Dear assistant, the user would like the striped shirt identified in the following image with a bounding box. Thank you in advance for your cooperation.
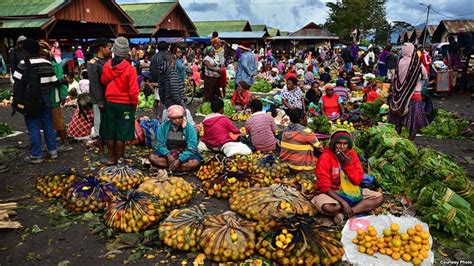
[333,86,350,102]
[280,123,321,171]
[245,111,277,152]
[13,57,58,95]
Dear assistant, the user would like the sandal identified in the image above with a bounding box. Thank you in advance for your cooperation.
[106,161,117,166]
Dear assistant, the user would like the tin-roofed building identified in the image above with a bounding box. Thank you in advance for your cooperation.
[194,20,252,37]
[431,20,474,43]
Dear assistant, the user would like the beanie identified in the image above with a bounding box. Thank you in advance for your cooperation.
[113,37,130,58]
[336,78,345,87]
[329,130,353,152]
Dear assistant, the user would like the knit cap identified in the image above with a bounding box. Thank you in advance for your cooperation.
[329,130,353,152]
[113,37,130,58]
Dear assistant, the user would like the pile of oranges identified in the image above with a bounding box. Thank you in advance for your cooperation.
[352,223,430,265]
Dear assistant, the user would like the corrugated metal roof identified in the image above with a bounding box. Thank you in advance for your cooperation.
[0,0,66,16]
[208,31,267,39]
[268,28,280,37]
[415,29,423,37]
[137,27,156,35]
[120,2,176,28]
[270,35,339,40]
[194,20,250,37]
[280,31,289,36]
[441,20,474,33]
[0,18,52,29]
[426,25,437,35]
[251,24,267,31]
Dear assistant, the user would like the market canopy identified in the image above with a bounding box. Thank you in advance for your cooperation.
[194,20,252,37]
[120,1,197,38]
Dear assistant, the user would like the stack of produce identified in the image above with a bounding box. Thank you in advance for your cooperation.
[331,119,356,132]
[350,91,365,99]
[250,79,272,93]
[415,181,474,244]
[36,173,78,198]
[307,115,332,134]
[359,98,384,121]
[159,206,205,252]
[411,148,473,206]
[197,99,235,117]
[230,110,252,121]
[97,165,145,191]
[137,92,155,109]
[229,184,317,223]
[256,215,344,265]
[137,176,192,208]
[103,189,165,232]
[0,89,12,106]
[0,123,12,138]
[195,156,225,180]
[200,211,256,262]
[353,223,431,265]
[420,109,470,139]
[62,176,118,212]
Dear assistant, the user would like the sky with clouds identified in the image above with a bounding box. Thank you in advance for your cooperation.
[117,0,474,32]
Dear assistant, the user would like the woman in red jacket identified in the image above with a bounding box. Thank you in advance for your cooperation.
[312,131,384,224]
[231,80,251,111]
[101,37,139,165]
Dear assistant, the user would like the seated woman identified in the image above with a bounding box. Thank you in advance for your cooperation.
[305,81,322,116]
[281,76,304,115]
[313,131,384,224]
[364,81,381,103]
[245,99,278,153]
[319,84,345,120]
[67,93,94,140]
[332,78,350,104]
[231,80,252,111]
[149,105,202,172]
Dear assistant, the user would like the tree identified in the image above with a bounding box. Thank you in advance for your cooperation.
[391,21,415,33]
[324,0,391,45]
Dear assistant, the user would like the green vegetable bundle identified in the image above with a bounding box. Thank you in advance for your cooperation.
[0,123,12,138]
[197,99,235,117]
[307,116,332,134]
[420,109,470,139]
[0,89,12,101]
[417,181,471,211]
[137,92,155,109]
[355,125,399,154]
[359,98,384,121]
[250,79,272,93]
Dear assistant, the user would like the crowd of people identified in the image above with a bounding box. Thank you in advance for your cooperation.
[5,30,473,223]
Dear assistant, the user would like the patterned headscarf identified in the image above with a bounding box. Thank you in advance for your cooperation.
[204,46,215,56]
[167,105,186,128]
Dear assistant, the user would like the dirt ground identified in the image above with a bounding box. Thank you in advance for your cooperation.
[0,87,473,265]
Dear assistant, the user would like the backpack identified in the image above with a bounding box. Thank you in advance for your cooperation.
[12,59,44,115]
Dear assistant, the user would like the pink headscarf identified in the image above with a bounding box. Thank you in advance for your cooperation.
[167,105,186,128]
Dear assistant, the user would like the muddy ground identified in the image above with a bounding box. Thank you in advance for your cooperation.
[0,85,473,265]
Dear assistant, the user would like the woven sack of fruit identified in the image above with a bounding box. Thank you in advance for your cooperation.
[137,176,192,208]
[195,156,225,181]
[36,172,78,199]
[256,214,344,265]
[62,176,118,212]
[97,164,145,191]
[229,184,317,222]
[159,206,205,252]
[200,211,256,262]
[103,189,165,232]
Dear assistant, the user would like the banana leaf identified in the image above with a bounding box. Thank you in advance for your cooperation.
[417,181,471,211]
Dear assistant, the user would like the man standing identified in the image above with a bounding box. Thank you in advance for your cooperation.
[235,42,256,86]
[87,38,112,163]
[8,36,26,71]
[386,48,398,82]
[13,39,58,163]
[341,46,354,73]
[150,41,169,116]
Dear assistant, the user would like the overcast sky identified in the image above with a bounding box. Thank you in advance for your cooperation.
[117,0,474,32]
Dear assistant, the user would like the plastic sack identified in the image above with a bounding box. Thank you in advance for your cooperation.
[229,184,317,222]
[62,176,118,212]
[36,172,78,198]
[200,211,256,263]
[139,117,160,148]
[137,175,193,208]
[97,164,145,191]
[221,142,252,157]
[103,189,165,232]
[127,119,145,145]
[159,206,205,252]
[256,214,344,265]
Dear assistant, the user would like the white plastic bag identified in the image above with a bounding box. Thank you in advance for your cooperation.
[221,142,252,157]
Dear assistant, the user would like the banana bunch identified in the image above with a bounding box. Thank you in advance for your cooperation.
[159,206,205,252]
[137,176,192,208]
[97,165,145,191]
[200,211,256,263]
[332,119,356,132]
[231,111,252,121]
[36,173,77,198]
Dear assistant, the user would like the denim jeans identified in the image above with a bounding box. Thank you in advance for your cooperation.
[344,62,352,72]
[24,94,57,158]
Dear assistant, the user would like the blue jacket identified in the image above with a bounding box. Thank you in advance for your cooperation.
[235,51,256,86]
[155,120,202,162]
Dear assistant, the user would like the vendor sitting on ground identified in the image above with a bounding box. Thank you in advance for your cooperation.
[149,105,202,172]
[245,99,278,153]
[364,81,381,103]
[231,80,252,111]
[280,108,324,172]
[333,78,350,104]
[313,131,384,224]
[305,81,322,116]
[320,84,345,121]
[200,97,242,151]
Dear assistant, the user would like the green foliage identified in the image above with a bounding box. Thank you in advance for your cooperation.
[250,79,272,93]
[420,109,470,139]
[197,99,236,117]
[137,92,154,109]
[0,123,12,138]
[307,115,332,134]
[359,98,384,121]
[0,89,12,101]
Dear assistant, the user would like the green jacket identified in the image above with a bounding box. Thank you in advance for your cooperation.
[155,120,202,163]
[49,60,68,108]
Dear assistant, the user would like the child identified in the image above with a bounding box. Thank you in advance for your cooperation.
[67,93,94,140]
[78,70,89,94]
[364,81,380,103]
[66,72,79,93]
[231,80,251,111]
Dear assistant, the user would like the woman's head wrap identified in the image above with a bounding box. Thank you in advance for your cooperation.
[167,105,186,128]
[329,130,353,152]
[204,46,215,56]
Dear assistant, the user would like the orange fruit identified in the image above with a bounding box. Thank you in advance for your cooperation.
[402,253,412,262]
[352,238,359,244]
[390,223,399,232]
[412,257,422,266]
[358,246,366,253]
[422,239,429,245]
[386,249,393,255]
[413,236,422,244]
[421,232,430,240]
[415,224,423,232]
[409,243,419,252]
[400,233,409,241]
[407,228,416,236]
[364,242,372,248]
[369,230,377,237]
[364,235,372,242]
[391,252,401,260]
[392,239,402,247]
[379,248,386,254]
[383,229,392,237]
[393,247,401,252]
[357,229,365,235]
[368,225,376,231]
[366,248,374,255]
[411,251,419,258]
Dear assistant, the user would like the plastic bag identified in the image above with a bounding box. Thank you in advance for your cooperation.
[256,214,344,265]
[221,142,252,157]
[62,176,118,212]
[137,175,193,208]
[36,172,78,198]
[229,184,317,223]
[139,117,160,148]
[159,206,205,252]
[103,189,165,232]
[97,164,145,191]
[200,211,256,262]
[195,155,225,181]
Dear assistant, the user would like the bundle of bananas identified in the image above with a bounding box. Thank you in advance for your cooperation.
[103,189,165,232]
[229,184,317,222]
[200,211,256,262]
[137,176,192,208]
[256,215,345,265]
[97,165,145,191]
[331,119,356,132]
[36,173,78,199]
[62,176,118,212]
[231,110,252,122]
[159,206,205,252]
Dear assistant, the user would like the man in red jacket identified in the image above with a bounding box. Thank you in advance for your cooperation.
[101,37,139,165]
[312,131,384,224]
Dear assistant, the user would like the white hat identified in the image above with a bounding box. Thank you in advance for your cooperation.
[271,67,278,73]
[17,36,27,42]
